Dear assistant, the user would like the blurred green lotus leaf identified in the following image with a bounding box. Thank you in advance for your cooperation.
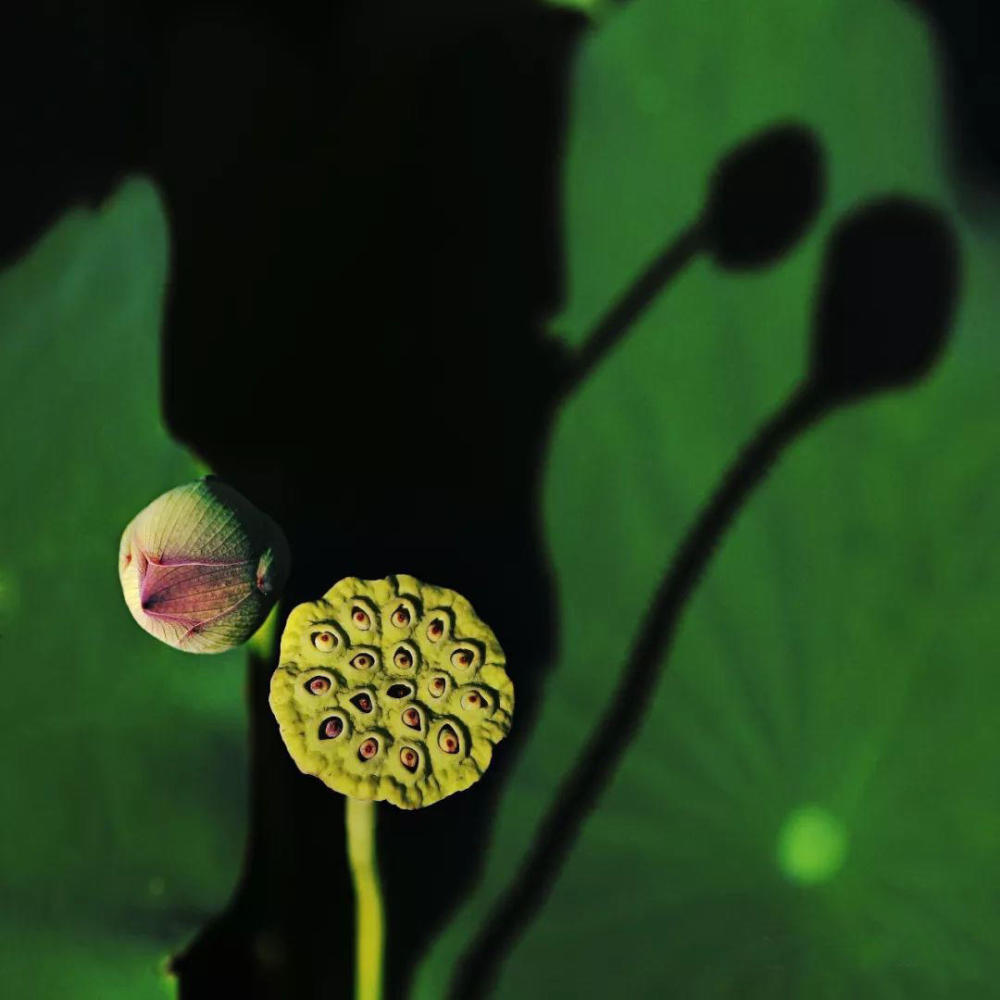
[0,180,248,997]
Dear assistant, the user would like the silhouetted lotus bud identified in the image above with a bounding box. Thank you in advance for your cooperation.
[119,477,290,653]
[810,197,960,400]
[705,123,824,269]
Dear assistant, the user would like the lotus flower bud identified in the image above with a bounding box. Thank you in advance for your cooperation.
[119,477,290,653]
[269,575,513,809]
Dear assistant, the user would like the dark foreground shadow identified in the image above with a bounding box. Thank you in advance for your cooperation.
[158,3,583,997]
[153,12,829,998]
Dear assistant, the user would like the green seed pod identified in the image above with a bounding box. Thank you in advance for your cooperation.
[270,575,513,809]
[119,477,290,653]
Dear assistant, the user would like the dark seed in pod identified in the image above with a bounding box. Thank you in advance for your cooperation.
[307,676,332,695]
[391,606,411,627]
[402,707,421,730]
[351,653,375,669]
[387,683,412,699]
[393,647,414,669]
[319,716,343,740]
[358,737,379,760]
[400,747,418,772]
[427,618,444,641]
[351,693,373,713]
[429,677,446,697]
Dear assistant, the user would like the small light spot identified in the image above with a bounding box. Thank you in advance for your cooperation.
[777,805,847,886]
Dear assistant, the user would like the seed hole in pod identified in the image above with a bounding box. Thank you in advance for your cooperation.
[306,675,332,696]
[319,716,344,740]
[351,692,374,714]
[400,747,419,773]
[438,724,460,755]
[402,707,422,730]
[451,647,476,670]
[390,605,411,628]
[426,617,445,642]
[351,652,376,670]
[351,606,372,630]
[387,683,412,699]
[461,690,487,711]
[429,676,447,698]
[393,644,415,670]
[358,737,379,761]
[311,630,338,652]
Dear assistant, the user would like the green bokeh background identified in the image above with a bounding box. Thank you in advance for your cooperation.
[3,0,1000,997]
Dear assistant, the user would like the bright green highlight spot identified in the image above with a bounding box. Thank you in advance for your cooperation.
[777,805,847,886]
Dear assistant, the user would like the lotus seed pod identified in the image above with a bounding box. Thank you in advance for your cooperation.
[118,477,290,653]
[269,575,513,809]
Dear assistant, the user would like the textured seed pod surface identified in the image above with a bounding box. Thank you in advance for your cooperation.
[270,575,513,809]
[119,477,290,653]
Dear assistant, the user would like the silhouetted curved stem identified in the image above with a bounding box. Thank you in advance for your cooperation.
[451,381,826,999]
[559,221,704,396]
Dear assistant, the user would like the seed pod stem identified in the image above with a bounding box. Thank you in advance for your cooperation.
[345,797,384,1000]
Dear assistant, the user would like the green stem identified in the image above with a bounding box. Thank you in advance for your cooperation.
[345,797,384,1000]
[247,603,280,659]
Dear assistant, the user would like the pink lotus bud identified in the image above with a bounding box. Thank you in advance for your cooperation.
[119,477,290,653]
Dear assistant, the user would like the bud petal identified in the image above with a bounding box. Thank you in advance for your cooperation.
[119,477,290,653]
